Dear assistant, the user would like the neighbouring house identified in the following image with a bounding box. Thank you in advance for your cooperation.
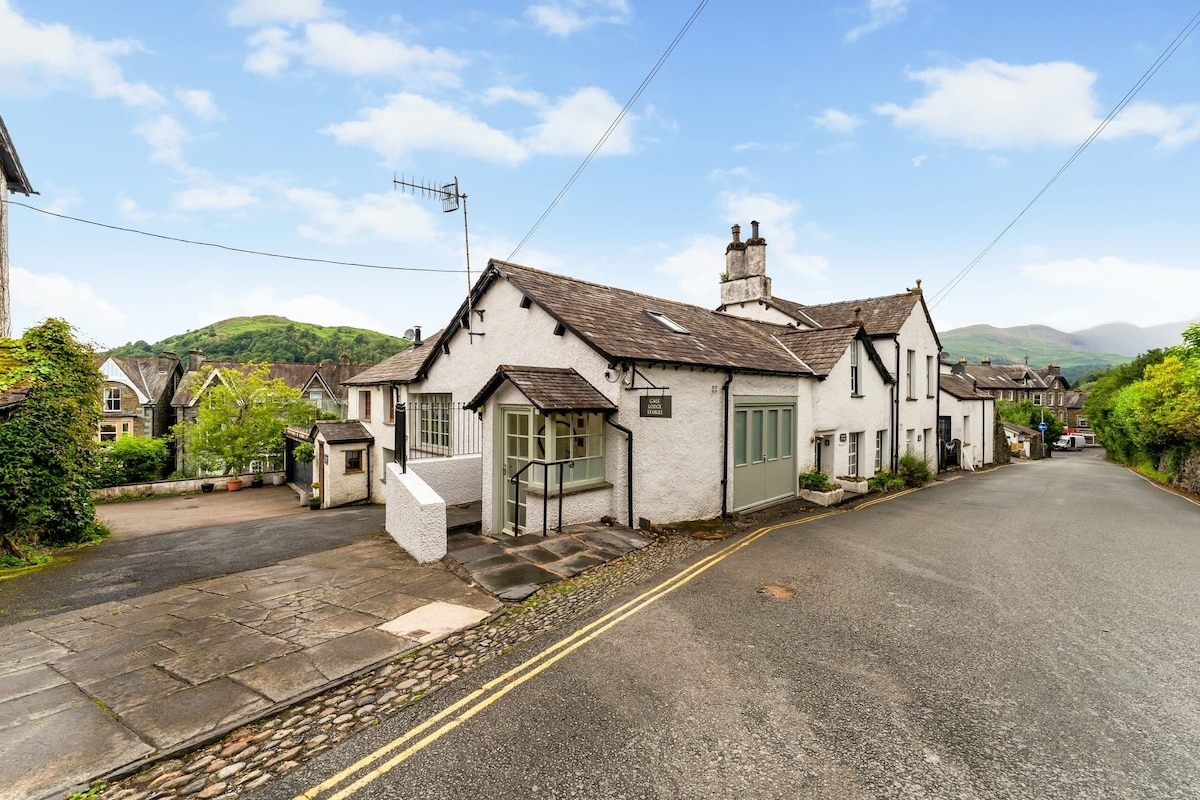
[955,358,1072,422]
[171,348,372,472]
[1002,420,1046,460]
[309,420,374,509]
[344,222,955,554]
[938,362,997,470]
[96,352,183,441]
[1,114,35,341]
[1062,390,1090,433]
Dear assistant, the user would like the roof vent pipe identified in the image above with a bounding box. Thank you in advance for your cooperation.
[751,220,760,240]
[413,326,422,346]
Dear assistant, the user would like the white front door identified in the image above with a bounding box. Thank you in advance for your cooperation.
[498,406,533,535]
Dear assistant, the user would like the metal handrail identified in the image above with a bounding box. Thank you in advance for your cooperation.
[509,458,575,537]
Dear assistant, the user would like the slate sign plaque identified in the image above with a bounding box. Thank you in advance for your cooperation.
[640,395,672,418]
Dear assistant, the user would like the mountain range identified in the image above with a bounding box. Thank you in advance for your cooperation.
[939,317,1196,384]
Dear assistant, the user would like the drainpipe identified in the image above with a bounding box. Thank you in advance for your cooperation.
[935,364,942,473]
[605,417,634,529]
[721,370,734,516]
[892,336,900,471]
[363,445,372,504]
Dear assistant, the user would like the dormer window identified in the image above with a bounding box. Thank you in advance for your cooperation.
[645,310,690,335]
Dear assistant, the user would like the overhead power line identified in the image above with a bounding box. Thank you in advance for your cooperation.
[928,8,1200,310]
[506,0,711,262]
[9,200,466,274]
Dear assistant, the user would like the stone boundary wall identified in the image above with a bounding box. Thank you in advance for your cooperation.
[90,472,285,499]
[385,462,446,564]
[1160,446,1200,494]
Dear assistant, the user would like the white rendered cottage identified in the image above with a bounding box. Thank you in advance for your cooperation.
[938,365,997,470]
[345,224,948,560]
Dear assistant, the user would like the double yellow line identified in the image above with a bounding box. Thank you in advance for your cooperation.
[294,511,838,799]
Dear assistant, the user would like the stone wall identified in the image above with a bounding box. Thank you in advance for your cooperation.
[993,419,1011,465]
[1159,446,1200,494]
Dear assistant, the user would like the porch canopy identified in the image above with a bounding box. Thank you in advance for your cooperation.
[466,365,616,414]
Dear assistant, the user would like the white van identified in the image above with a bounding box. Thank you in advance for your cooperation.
[1056,434,1084,451]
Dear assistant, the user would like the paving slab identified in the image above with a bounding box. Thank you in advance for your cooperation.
[471,562,560,595]
[376,602,492,644]
[0,682,89,731]
[118,678,273,748]
[84,666,187,715]
[0,700,153,800]
[546,552,609,578]
[230,651,328,702]
[0,664,69,705]
[157,633,296,684]
[305,628,407,681]
[0,631,69,674]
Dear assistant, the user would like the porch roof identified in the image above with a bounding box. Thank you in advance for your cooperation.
[466,365,617,414]
[312,420,374,444]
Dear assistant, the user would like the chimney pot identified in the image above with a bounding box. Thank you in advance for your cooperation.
[959,356,967,364]
[731,224,741,244]
[751,220,760,240]
[981,357,991,366]
[413,326,423,346]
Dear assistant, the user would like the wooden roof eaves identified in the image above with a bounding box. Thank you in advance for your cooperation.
[857,327,895,383]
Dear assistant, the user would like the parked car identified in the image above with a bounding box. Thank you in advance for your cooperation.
[1056,434,1085,451]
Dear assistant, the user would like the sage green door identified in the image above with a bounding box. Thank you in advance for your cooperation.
[732,402,795,511]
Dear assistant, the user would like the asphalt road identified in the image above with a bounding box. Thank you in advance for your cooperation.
[0,502,386,626]
[255,452,1200,799]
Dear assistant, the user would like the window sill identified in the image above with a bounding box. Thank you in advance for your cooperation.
[850,393,865,399]
[525,480,613,499]
[906,397,918,402]
[345,468,364,474]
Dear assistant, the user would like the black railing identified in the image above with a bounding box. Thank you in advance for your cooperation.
[395,401,483,472]
[510,458,575,537]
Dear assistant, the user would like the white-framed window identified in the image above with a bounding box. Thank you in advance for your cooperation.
[923,428,932,463]
[906,350,916,399]
[104,387,121,412]
[875,430,885,472]
[848,431,861,477]
[850,341,860,395]
[536,411,606,486]
[309,390,323,405]
[1033,393,1043,406]
[963,415,971,444]
[99,422,117,442]
[417,393,452,453]
[906,428,915,454]
[926,355,935,397]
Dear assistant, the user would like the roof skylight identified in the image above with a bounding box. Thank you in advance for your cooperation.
[645,310,690,335]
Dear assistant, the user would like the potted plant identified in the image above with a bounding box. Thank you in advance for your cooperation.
[227,474,243,491]
[271,472,286,486]
[308,481,321,510]
[798,470,844,507]
[200,482,215,494]
[250,467,265,489]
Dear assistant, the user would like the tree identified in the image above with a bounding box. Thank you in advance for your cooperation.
[0,319,105,554]
[173,363,315,476]
[996,399,1064,448]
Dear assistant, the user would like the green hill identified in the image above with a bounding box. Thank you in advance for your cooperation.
[111,316,409,365]
[939,324,1128,385]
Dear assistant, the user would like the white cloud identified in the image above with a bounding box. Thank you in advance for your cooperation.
[284,188,441,245]
[324,93,526,165]
[41,188,81,215]
[242,20,465,85]
[116,194,155,222]
[0,0,162,106]
[483,85,546,107]
[657,234,727,304]
[812,108,863,134]
[526,0,631,37]
[845,0,908,43]
[193,287,395,336]
[173,184,260,212]
[525,87,633,156]
[876,59,1200,150]
[228,0,328,27]
[911,154,927,167]
[1018,256,1200,329]
[175,88,224,121]
[11,267,127,342]
[136,114,191,169]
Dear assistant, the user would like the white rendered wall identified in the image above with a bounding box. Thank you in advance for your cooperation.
[809,343,894,478]
[385,462,446,564]
[895,307,942,467]
[410,453,482,507]
[717,300,798,326]
[318,439,371,507]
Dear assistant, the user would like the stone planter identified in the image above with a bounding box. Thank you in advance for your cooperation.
[835,478,869,495]
[271,474,286,486]
[800,487,844,507]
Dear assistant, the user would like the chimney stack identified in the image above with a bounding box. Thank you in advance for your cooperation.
[413,326,423,346]
[187,348,205,373]
[720,221,771,309]
[159,350,178,373]
[981,357,991,366]
[1048,363,1060,375]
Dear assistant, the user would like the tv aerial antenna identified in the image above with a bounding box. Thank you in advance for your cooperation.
[393,174,480,341]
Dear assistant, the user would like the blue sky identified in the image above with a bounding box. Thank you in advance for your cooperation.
[3,0,1199,351]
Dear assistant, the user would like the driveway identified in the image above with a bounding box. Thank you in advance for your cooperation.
[1,495,386,626]
[96,485,307,539]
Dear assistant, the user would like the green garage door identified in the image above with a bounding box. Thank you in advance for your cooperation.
[733,401,795,511]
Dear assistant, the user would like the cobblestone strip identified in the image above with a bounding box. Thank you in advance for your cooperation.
[92,532,713,800]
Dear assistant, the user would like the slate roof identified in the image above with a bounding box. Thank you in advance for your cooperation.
[312,420,373,444]
[795,292,937,345]
[777,325,892,381]
[342,334,442,386]
[492,261,812,375]
[172,361,370,406]
[1064,390,1088,410]
[939,373,994,400]
[103,356,180,404]
[959,363,1050,391]
[1002,420,1039,437]
[467,366,617,413]
[0,115,33,195]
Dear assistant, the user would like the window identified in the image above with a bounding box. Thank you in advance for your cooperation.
[645,310,690,335]
[121,422,131,435]
[906,428,914,454]
[345,450,363,472]
[309,390,323,405]
[734,410,748,466]
[359,390,372,420]
[923,428,932,462]
[386,387,398,424]
[850,341,860,395]
[99,422,117,442]
[104,387,121,412]
[848,432,860,478]
[964,415,971,443]
[875,430,885,472]
[906,350,916,399]
[926,355,935,397]
[1033,393,1042,406]
[535,411,606,486]
[417,393,452,453]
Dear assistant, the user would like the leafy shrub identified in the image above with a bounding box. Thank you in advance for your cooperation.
[897,453,933,487]
[867,470,906,492]
[293,442,315,463]
[798,471,831,490]
[94,437,170,487]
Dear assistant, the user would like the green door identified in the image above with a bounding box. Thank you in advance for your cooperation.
[732,402,795,511]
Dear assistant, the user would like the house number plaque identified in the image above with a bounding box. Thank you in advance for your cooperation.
[639,395,672,418]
